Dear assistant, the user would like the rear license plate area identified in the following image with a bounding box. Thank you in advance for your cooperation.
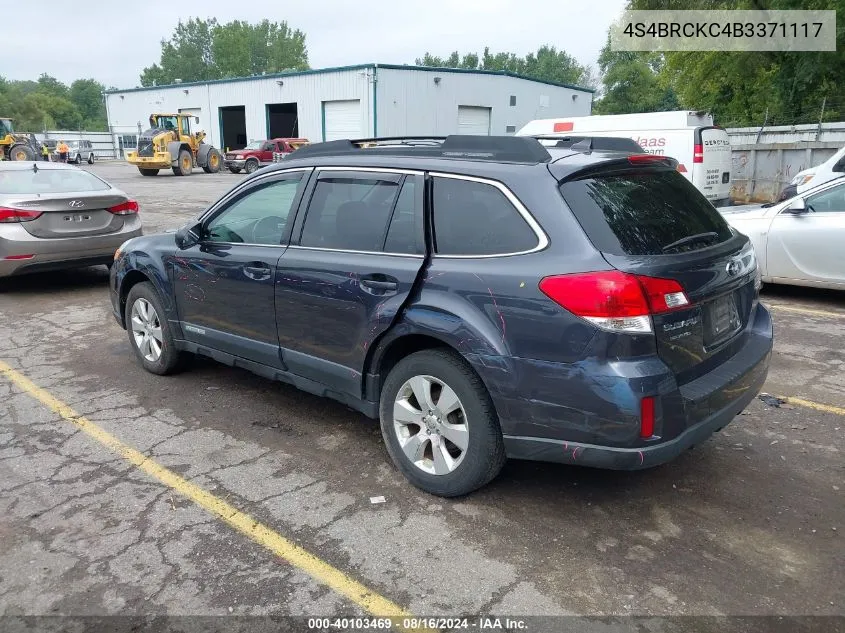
[704,292,741,348]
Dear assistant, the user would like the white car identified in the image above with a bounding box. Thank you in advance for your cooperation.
[721,176,845,290]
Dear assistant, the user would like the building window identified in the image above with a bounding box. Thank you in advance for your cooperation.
[509,95,517,107]
[119,135,138,150]
[505,125,516,134]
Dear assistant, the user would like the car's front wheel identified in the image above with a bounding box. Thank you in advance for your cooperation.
[125,282,185,375]
[379,349,506,497]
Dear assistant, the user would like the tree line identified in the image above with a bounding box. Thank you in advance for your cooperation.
[4,0,842,134]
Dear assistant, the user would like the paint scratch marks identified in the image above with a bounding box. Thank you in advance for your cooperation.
[472,272,506,345]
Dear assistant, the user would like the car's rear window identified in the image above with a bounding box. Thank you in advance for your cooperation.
[559,168,733,255]
[0,168,110,194]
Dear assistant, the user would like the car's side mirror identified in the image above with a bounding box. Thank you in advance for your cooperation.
[194,116,200,124]
[175,223,202,249]
[782,198,808,214]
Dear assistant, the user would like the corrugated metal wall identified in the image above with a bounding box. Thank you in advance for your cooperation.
[105,68,373,150]
[375,67,592,137]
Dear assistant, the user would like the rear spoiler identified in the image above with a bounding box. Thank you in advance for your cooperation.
[552,154,680,183]
[533,135,645,154]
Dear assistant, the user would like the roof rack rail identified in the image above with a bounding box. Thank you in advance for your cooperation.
[289,135,552,163]
[534,134,644,154]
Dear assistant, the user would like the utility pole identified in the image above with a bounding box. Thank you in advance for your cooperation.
[755,107,768,144]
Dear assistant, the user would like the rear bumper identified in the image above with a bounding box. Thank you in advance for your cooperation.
[500,303,773,469]
[0,221,142,277]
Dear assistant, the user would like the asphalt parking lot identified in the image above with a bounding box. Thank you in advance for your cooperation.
[0,162,842,625]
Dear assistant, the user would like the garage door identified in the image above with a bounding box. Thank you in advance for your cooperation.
[323,100,362,141]
[458,106,491,135]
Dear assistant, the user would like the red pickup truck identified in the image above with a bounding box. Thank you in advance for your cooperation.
[224,138,310,174]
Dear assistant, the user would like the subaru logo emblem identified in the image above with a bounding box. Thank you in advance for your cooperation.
[68,200,85,208]
[726,259,741,276]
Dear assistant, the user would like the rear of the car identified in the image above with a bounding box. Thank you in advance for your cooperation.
[0,164,142,276]
[503,153,771,468]
[691,126,732,206]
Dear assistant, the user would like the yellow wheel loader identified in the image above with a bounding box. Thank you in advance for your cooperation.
[0,118,40,161]
[125,114,223,177]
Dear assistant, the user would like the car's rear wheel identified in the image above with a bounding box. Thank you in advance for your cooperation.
[379,349,506,497]
[125,282,185,375]
[244,158,259,174]
[138,168,159,177]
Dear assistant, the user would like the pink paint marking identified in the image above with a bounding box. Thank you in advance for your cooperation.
[638,451,644,466]
[472,272,507,344]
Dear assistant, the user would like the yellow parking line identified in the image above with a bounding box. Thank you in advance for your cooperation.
[766,303,845,319]
[0,360,425,630]
[780,395,845,417]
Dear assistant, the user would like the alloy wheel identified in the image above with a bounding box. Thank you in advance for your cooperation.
[393,375,469,475]
[130,298,163,362]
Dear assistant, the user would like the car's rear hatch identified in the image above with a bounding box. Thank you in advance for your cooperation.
[556,156,758,385]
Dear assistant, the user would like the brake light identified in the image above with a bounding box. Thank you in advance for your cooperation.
[553,121,574,132]
[108,200,139,215]
[3,254,35,260]
[693,144,704,163]
[628,154,666,164]
[0,206,42,223]
[640,396,655,438]
[538,271,691,334]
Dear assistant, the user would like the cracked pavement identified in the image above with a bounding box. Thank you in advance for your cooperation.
[0,163,842,619]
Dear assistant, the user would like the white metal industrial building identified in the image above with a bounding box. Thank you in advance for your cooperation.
[104,64,593,153]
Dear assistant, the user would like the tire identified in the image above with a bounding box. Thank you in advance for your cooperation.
[87,153,94,164]
[125,282,185,375]
[244,158,259,174]
[9,144,36,161]
[74,154,81,165]
[139,168,159,177]
[202,147,222,173]
[228,167,242,174]
[172,149,193,176]
[379,349,506,497]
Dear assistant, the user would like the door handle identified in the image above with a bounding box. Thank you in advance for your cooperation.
[360,275,398,294]
[243,262,272,280]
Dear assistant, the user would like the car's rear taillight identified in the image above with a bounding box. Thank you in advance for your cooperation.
[108,200,139,215]
[693,144,704,163]
[0,206,42,223]
[538,271,691,334]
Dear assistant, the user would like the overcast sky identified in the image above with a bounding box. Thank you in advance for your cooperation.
[6,0,626,89]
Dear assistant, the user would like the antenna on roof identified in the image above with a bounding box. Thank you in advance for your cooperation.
[569,138,592,154]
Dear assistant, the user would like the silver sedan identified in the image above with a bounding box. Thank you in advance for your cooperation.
[721,176,845,290]
[0,162,142,277]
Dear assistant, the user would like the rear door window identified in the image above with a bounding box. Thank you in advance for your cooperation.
[432,177,538,256]
[559,168,733,255]
[299,171,402,252]
[384,177,424,254]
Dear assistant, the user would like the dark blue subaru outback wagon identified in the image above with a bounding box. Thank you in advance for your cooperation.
[110,136,772,496]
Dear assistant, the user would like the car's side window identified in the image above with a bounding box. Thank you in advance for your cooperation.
[262,142,275,152]
[806,183,845,213]
[384,177,423,254]
[432,176,539,256]
[299,172,402,252]
[205,173,305,245]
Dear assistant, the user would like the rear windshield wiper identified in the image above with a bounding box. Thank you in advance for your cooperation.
[661,232,719,253]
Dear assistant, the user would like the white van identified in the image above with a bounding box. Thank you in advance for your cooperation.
[517,111,733,206]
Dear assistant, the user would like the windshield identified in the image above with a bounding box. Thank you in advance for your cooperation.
[244,141,262,150]
[559,168,733,256]
[0,167,111,194]
[153,116,178,131]
[0,119,12,135]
